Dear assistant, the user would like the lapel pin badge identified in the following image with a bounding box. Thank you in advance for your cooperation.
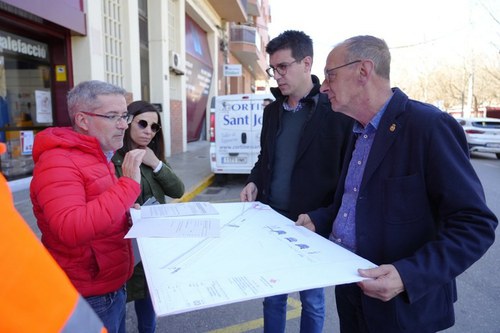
[390,123,396,132]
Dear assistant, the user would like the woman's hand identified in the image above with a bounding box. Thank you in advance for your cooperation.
[141,146,161,169]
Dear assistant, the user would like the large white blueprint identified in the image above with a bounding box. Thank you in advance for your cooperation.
[137,202,376,316]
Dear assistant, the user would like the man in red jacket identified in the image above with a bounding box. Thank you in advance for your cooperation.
[30,80,145,333]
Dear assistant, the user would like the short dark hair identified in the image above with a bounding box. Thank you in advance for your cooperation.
[118,100,165,161]
[265,30,313,61]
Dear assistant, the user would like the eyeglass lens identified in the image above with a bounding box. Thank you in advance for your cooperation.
[266,60,298,78]
[137,119,161,133]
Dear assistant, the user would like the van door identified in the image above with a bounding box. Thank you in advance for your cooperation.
[210,94,272,174]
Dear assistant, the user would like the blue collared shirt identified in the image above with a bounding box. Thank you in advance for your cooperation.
[329,97,392,252]
[282,95,308,113]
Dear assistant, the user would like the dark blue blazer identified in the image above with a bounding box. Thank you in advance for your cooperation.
[310,88,498,332]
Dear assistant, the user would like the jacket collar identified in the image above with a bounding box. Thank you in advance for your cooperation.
[270,74,322,103]
[359,88,408,189]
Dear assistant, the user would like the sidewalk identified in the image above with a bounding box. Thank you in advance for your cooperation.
[166,140,214,203]
[12,140,214,238]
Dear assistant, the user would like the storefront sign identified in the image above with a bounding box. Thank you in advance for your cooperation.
[185,56,213,141]
[0,31,49,61]
[223,64,242,77]
[185,15,214,141]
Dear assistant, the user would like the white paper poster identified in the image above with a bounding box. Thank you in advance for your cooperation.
[35,90,52,123]
[20,130,34,155]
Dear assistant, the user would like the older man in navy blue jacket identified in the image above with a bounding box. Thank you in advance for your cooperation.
[297,35,498,333]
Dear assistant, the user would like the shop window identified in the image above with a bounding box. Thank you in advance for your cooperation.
[0,31,52,180]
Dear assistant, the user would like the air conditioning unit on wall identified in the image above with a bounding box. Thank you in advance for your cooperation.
[169,51,185,75]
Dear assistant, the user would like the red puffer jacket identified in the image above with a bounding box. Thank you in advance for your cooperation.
[30,127,141,297]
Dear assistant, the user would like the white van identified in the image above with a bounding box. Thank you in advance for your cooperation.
[209,93,274,174]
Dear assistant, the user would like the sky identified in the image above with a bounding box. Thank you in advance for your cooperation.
[267,0,499,84]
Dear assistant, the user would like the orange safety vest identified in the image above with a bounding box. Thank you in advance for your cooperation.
[0,142,107,333]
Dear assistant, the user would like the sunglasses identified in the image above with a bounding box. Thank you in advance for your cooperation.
[135,119,161,133]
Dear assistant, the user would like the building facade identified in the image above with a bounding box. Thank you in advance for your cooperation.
[0,0,271,188]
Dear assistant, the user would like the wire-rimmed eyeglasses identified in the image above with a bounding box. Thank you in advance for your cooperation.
[81,111,132,124]
[266,59,300,78]
[324,60,362,82]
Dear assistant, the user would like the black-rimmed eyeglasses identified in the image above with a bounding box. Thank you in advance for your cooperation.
[81,111,131,124]
[266,59,300,78]
[136,119,161,133]
[324,60,362,82]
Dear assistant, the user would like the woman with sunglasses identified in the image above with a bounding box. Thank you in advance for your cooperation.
[112,100,185,333]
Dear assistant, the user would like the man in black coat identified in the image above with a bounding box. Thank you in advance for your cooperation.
[240,30,353,333]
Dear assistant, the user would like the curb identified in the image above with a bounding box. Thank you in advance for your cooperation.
[173,173,215,203]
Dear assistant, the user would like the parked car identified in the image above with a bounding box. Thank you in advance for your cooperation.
[455,117,500,159]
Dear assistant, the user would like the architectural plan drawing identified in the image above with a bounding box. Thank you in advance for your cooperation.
[137,202,376,316]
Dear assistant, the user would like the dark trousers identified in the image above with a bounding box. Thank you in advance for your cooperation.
[335,284,369,333]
